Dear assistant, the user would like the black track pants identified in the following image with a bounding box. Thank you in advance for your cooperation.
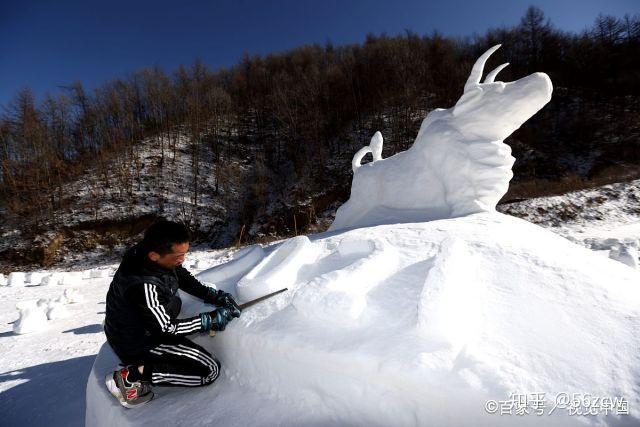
[143,336,220,387]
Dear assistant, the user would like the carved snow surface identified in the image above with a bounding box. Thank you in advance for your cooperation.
[87,213,640,426]
[330,44,553,231]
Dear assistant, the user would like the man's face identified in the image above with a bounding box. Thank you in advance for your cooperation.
[148,242,189,269]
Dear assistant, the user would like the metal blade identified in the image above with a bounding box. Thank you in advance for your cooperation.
[239,288,288,310]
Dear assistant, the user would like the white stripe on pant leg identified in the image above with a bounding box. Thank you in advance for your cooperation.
[151,374,202,385]
[151,376,202,386]
[152,374,202,385]
[155,345,214,370]
[175,343,217,367]
[152,376,201,385]
[152,378,202,386]
[152,372,202,381]
[175,343,217,366]
[158,344,215,368]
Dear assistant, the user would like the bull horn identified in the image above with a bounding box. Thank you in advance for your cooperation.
[484,62,509,83]
[464,44,501,93]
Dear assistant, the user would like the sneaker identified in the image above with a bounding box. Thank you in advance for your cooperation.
[105,366,154,408]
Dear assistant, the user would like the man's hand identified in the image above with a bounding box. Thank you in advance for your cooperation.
[208,307,237,331]
[205,289,241,318]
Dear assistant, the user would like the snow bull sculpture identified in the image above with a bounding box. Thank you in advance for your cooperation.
[329,44,553,231]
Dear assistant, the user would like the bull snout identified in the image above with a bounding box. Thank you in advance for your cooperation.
[512,72,553,106]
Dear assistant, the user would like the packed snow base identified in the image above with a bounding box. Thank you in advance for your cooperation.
[87,212,640,426]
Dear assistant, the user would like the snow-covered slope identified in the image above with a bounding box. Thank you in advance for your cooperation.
[86,212,640,426]
[499,178,640,260]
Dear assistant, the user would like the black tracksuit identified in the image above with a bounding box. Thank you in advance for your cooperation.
[104,243,220,387]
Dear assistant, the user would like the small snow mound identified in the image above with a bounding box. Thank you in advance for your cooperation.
[13,300,48,334]
[47,301,71,319]
[89,269,106,279]
[42,272,64,286]
[609,244,638,268]
[63,288,84,304]
[26,271,49,286]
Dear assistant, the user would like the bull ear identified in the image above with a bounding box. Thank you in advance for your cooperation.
[484,63,509,83]
[464,44,501,93]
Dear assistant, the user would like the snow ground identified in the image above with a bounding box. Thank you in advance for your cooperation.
[1,180,640,426]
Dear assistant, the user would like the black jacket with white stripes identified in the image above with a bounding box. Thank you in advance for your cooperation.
[104,243,213,361]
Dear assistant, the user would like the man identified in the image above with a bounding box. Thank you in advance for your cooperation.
[104,220,241,408]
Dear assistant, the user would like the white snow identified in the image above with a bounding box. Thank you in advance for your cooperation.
[236,235,316,301]
[609,244,639,268]
[85,213,640,426]
[331,45,553,231]
[196,244,265,293]
[2,44,638,427]
[13,300,49,334]
[8,271,26,287]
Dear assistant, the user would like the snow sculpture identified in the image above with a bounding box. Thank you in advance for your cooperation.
[13,300,48,334]
[330,44,553,231]
[62,288,84,304]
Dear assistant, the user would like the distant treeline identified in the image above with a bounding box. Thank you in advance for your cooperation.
[1,6,639,230]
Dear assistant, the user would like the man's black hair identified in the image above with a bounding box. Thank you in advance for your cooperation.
[140,220,191,255]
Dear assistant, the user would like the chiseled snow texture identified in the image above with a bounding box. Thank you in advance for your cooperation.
[330,45,553,231]
[87,212,640,426]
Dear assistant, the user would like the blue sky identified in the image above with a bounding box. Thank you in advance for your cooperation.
[0,0,637,106]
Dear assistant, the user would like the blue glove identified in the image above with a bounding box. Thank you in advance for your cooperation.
[201,307,236,332]
[205,289,241,318]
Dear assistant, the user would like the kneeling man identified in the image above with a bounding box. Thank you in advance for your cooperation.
[104,220,240,408]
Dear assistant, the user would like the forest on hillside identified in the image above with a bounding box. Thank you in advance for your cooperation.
[1,6,639,254]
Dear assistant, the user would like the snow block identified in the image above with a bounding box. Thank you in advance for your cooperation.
[42,272,64,286]
[26,271,48,286]
[61,271,84,286]
[236,236,317,302]
[196,244,266,295]
[8,272,26,287]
